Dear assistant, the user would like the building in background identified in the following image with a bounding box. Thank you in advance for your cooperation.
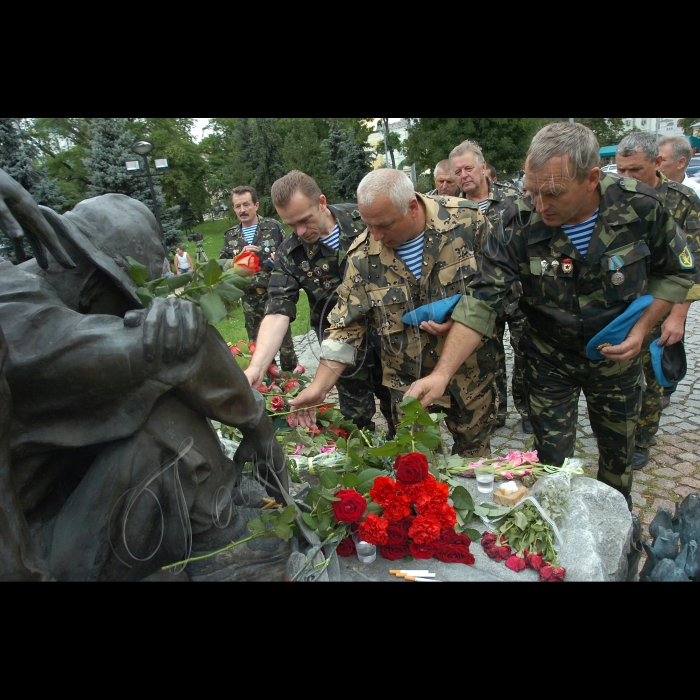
[622,118,685,137]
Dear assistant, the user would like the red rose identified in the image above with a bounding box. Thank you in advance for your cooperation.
[409,541,439,560]
[451,533,472,548]
[385,524,410,546]
[359,514,390,546]
[257,384,271,395]
[294,364,306,375]
[270,396,285,412]
[369,476,397,507]
[308,425,322,437]
[284,378,301,391]
[249,342,256,355]
[336,537,357,558]
[330,428,350,440]
[380,544,411,561]
[539,565,566,582]
[267,364,281,378]
[526,552,544,571]
[481,532,498,548]
[230,345,243,356]
[394,452,430,484]
[505,555,527,573]
[270,384,283,394]
[382,496,412,523]
[420,501,458,529]
[434,528,458,548]
[484,545,512,563]
[318,405,334,414]
[408,515,442,545]
[395,516,415,538]
[233,251,261,277]
[436,545,475,566]
[332,490,367,524]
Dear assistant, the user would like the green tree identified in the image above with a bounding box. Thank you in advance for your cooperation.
[248,118,285,216]
[403,118,539,179]
[679,118,700,136]
[0,118,65,260]
[281,119,333,194]
[84,117,182,247]
[537,118,629,146]
[326,127,374,201]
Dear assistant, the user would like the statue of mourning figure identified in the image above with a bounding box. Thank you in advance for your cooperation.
[0,168,290,582]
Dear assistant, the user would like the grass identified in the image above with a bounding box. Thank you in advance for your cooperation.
[174,218,311,345]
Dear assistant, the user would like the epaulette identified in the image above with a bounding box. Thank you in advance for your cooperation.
[350,208,362,221]
[617,177,664,204]
[455,199,479,210]
[224,226,239,235]
[668,181,699,200]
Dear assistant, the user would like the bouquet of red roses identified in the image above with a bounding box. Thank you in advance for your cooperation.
[334,453,475,566]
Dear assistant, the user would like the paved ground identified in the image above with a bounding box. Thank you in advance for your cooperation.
[293,302,700,551]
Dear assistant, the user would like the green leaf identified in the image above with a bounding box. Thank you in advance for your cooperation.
[399,396,423,416]
[135,287,154,308]
[317,514,331,533]
[274,523,293,541]
[214,282,245,303]
[278,505,298,525]
[202,259,222,287]
[356,468,387,495]
[301,513,318,530]
[167,274,191,291]
[342,473,360,488]
[418,433,442,449]
[464,528,482,541]
[247,519,265,534]
[367,502,384,515]
[199,291,228,324]
[369,442,401,458]
[319,469,340,489]
[513,511,529,530]
[451,485,474,512]
[126,257,150,286]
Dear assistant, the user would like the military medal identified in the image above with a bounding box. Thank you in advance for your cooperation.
[314,267,322,276]
[233,249,240,256]
[314,278,320,286]
[551,260,560,280]
[562,258,573,274]
[541,260,549,273]
[322,263,330,272]
[609,255,625,286]
[323,277,332,290]
[265,247,271,253]
[301,261,310,272]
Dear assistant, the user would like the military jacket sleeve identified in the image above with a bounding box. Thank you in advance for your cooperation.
[452,174,697,353]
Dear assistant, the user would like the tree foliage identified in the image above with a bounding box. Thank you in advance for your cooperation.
[326,125,375,201]
[679,118,700,136]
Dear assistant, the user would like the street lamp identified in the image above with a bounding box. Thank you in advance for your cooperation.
[126,140,168,250]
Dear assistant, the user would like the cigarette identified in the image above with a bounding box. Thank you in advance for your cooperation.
[400,571,435,577]
[404,576,436,582]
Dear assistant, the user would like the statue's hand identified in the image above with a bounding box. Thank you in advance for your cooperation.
[0,168,75,270]
[142,297,208,363]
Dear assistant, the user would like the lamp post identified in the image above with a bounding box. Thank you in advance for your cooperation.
[127,140,168,250]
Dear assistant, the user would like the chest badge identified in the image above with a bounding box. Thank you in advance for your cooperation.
[541,260,549,274]
[612,271,625,286]
[562,258,573,275]
[301,261,310,272]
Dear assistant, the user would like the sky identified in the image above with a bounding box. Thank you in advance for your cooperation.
[191,118,210,143]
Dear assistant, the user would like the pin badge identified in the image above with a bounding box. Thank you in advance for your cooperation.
[301,261,310,272]
[541,260,549,273]
[314,267,322,276]
[562,258,573,274]
[551,260,560,280]
[265,247,270,253]
[322,263,330,272]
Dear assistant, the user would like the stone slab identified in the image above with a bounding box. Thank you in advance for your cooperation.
[338,476,632,582]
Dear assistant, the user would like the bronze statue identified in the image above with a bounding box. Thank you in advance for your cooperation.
[0,169,288,581]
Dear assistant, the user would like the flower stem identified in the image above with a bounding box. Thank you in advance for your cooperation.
[161,533,262,571]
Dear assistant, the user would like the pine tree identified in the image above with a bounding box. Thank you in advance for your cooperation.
[84,118,182,248]
[327,128,375,202]
[0,118,65,261]
[248,118,285,217]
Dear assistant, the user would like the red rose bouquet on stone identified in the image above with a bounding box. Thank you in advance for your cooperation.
[335,452,475,566]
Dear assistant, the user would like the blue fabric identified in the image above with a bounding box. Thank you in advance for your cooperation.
[650,340,674,388]
[586,295,654,360]
[650,340,687,388]
[402,294,462,327]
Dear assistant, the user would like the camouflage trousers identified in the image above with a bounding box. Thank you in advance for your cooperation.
[494,308,528,418]
[389,374,497,461]
[523,334,642,502]
[243,292,298,372]
[635,319,666,450]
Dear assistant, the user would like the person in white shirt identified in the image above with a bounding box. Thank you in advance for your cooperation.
[658,136,700,197]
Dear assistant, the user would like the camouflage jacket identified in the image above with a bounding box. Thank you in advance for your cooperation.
[656,172,700,298]
[321,194,498,409]
[265,204,365,337]
[219,216,285,292]
[452,173,697,355]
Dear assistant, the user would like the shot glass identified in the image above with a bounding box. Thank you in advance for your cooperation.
[475,466,495,494]
[352,531,377,564]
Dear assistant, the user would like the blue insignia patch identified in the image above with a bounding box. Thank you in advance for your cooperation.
[680,246,694,269]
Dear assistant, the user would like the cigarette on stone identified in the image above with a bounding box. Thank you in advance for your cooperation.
[404,576,436,582]
[400,570,435,577]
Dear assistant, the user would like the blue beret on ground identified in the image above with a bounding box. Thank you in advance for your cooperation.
[650,340,687,388]
[586,295,654,360]
[402,294,463,327]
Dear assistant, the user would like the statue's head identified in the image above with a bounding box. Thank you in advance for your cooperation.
[40,194,165,311]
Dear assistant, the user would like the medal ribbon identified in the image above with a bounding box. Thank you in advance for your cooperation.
[608,255,624,272]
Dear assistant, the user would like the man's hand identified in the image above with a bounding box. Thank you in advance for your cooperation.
[142,297,208,363]
[243,245,260,253]
[406,374,450,410]
[659,302,689,346]
[0,169,75,270]
[600,332,645,363]
[244,365,265,389]
[419,318,454,337]
[287,384,330,428]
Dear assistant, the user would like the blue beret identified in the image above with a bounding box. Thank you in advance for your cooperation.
[650,340,687,388]
[586,295,654,360]
[402,294,462,327]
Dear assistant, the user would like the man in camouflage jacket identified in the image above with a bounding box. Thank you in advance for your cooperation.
[616,132,700,469]
[407,123,697,507]
[244,171,392,433]
[219,186,298,371]
[287,169,500,459]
